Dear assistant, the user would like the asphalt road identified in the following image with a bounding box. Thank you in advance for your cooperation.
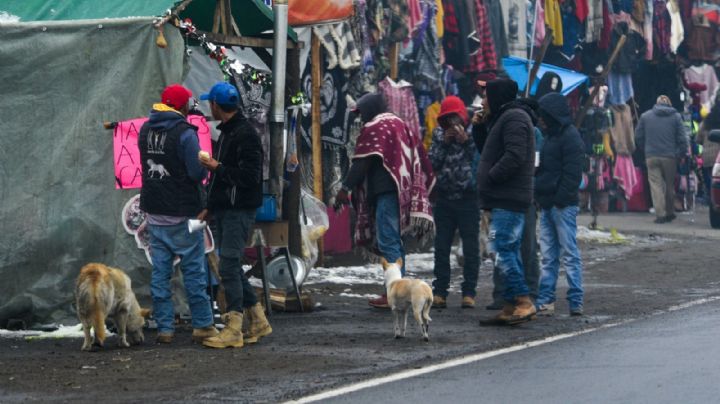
[320,299,720,404]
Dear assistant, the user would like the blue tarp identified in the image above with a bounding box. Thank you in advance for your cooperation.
[503,56,589,96]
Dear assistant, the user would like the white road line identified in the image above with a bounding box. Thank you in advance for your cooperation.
[287,295,720,403]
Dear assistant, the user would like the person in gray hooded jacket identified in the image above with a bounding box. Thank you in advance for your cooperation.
[635,95,689,223]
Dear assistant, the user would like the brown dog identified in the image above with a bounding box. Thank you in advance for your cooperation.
[382,258,433,341]
[75,263,149,351]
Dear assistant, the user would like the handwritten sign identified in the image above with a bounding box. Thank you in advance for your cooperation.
[113,115,212,189]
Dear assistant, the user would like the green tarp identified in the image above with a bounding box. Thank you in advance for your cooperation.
[0,19,186,326]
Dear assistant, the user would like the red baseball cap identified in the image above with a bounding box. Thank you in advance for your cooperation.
[161,84,193,110]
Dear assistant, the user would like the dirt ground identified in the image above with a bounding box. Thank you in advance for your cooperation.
[1,225,719,403]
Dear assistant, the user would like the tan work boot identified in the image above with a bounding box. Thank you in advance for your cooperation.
[191,326,219,343]
[432,295,447,308]
[507,296,537,325]
[244,303,272,341]
[203,311,244,348]
[461,296,476,309]
[478,302,514,325]
[156,332,174,344]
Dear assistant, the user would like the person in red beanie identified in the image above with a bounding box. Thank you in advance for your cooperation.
[138,83,219,344]
[428,96,480,308]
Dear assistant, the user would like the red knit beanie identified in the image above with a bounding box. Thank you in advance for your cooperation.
[161,84,193,110]
[438,95,468,125]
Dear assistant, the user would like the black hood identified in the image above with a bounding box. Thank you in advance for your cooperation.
[355,93,388,123]
[535,72,563,100]
[486,79,519,116]
[538,92,572,129]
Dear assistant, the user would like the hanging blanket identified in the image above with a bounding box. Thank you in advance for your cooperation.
[351,113,435,254]
[613,154,638,200]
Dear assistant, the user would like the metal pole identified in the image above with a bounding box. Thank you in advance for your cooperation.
[525,0,539,98]
[270,0,289,217]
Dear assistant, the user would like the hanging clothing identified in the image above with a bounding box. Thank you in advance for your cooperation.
[486,0,509,62]
[586,0,604,43]
[652,0,671,56]
[607,72,635,106]
[561,6,582,59]
[667,0,683,54]
[576,0,589,22]
[465,0,497,71]
[412,0,442,82]
[529,0,546,47]
[435,0,444,38]
[424,102,441,150]
[599,0,613,49]
[387,0,410,42]
[609,104,636,155]
[544,0,564,46]
[502,0,527,57]
[408,0,424,38]
[442,0,472,69]
[642,0,654,60]
[614,155,639,199]
[610,22,647,74]
[378,77,423,144]
[686,25,720,62]
[683,65,719,109]
[313,22,362,70]
[632,0,646,22]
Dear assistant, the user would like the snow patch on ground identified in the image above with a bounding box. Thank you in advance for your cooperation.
[0,324,112,340]
[339,293,381,299]
[0,11,21,23]
[577,226,630,244]
[306,253,437,286]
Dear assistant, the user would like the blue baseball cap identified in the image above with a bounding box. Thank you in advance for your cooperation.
[200,82,239,106]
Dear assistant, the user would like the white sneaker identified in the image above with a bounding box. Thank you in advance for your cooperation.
[537,303,555,316]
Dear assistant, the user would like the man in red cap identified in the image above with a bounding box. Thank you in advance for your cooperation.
[138,84,219,344]
[428,96,480,309]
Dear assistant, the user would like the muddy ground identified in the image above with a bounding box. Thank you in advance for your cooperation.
[1,224,719,403]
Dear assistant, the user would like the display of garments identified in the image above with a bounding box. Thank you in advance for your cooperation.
[599,0,613,49]
[435,0,444,38]
[632,0,646,22]
[609,104,636,155]
[378,77,423,143]
[502,0,527,57]
[442,0,472,69]
[643,0,654,60]
[610,22,647,74]
[667,0,683,54]
[614,154,639,199]
[387,0,410,42]
[529,0,545,47]
[607,72,635,105]
[652,0,671,56]
[686,25,720,62]
[561,8,582,59]
[576,0,589,22]
[408,0,424,37]
[313,22,362,70]
[586,0,603,43]
[412,0,442,82]
[424,102,441,150]
[544,0,564,46]
[683,64,719,109]
[465,0,497,72]
[486,0,509,62]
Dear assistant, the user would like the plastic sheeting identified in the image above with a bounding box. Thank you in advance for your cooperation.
[502,56,589,96]
[0,19,187,326]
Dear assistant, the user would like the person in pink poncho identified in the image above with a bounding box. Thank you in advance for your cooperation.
[335,93,435,309]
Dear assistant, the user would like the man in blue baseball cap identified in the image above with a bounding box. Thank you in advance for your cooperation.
[197,82,271,349]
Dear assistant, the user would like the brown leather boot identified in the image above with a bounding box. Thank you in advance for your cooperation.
[244,303,272,341]
[191,326,219,343]
[507,295,537,325]
[479,302,515,325]
[203,311,244,349]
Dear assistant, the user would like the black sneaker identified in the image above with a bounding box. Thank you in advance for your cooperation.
[666,214,677,222]
[570,306,584,316]
[654,217,668,224]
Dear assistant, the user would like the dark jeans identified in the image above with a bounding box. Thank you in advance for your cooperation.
[214,209,258,313]
[432,197,480,297]
[491,204,539,302]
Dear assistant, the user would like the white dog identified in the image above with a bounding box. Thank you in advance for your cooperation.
[382,258,433,341]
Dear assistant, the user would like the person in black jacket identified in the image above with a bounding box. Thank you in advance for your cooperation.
[534,92,585,316]
[474,79,537,325]
[198,82,271,349]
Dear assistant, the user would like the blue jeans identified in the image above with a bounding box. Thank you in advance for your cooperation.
[490,209,529,302]
[492,204,540,302]
[432,197,480,297]
[214,209,258,312]
[148,223,214,333]
[536,206,584,309]
[375,193,405,275]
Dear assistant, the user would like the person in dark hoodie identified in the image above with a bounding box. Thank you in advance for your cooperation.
[138,84,218,344]
[197,82,271,349]
[634,95,689,224]
[474,78,537,325]
[533,92,585,316]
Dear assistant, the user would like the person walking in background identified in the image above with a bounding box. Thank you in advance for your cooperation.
[533,93,585,316]
[696,102,720,203]
[635,95,689,224]
[138,84,218,344]
[335,93,435,309]
[198,82,272,349]
[474,79,536,325]
[429,96,480,309]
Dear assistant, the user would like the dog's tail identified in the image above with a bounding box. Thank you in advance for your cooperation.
[77,264,110,344]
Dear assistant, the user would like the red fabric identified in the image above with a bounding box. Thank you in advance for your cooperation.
[161,84,192,110]
[617,167,649,212]
[438,95,468,124]
[598,0,612,50]
[323,207,352,254]
[351,113,435,252]
[465,0,497,73]
[575,0,589,22]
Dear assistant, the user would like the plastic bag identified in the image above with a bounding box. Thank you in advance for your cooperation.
[300,189,329,269]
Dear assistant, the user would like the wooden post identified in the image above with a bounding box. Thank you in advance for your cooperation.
[389,42,400,80]
[575,35,627,127]
[524,30,553,98]
[311,33,325,263]
[285,46,303,257]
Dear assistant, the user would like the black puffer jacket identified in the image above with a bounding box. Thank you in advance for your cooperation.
[474,99,536,212]
[535,93,585,209]
[207,112,264,211]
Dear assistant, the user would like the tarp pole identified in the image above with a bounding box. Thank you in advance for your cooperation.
[270,0,289,217]
[525,29,553,98]
[311,32,325,264]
